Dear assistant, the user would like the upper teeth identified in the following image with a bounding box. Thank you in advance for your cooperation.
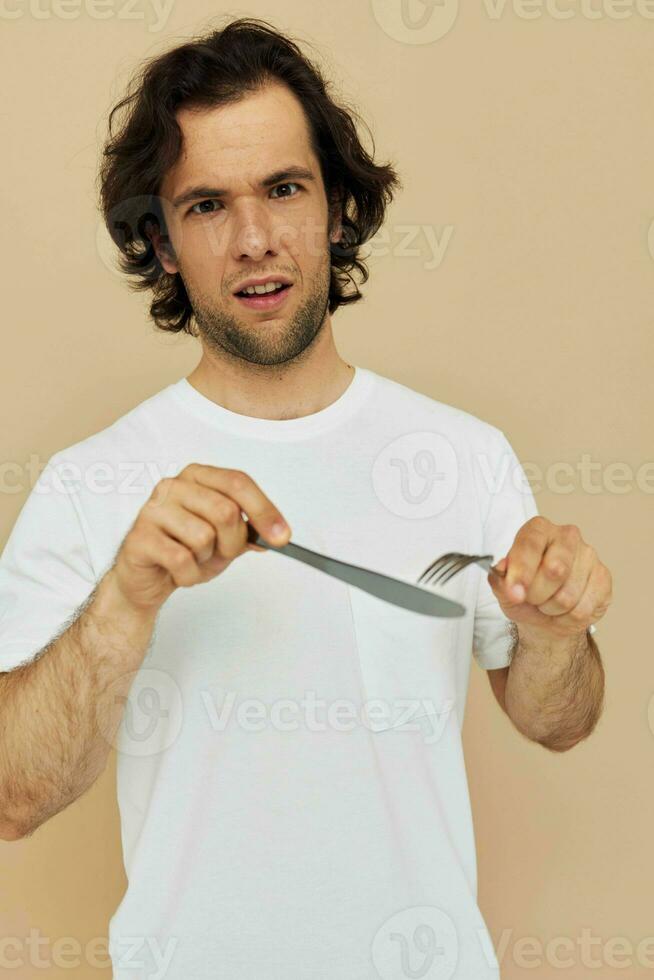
[240,281,286,295]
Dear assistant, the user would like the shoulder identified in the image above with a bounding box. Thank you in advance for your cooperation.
[47,382,182,471]
[365,367,507,450]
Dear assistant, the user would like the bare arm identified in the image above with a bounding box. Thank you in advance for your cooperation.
[484,517,611,753]
[0,464,291,840]
[502,622,605,753]
[0,570,157,840]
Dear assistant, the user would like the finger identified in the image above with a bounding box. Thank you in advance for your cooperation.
[141,500,221,565]
[501,517,554,604]
[163,479,250,561]
[138,525,206,588]
[493,557,508,575]
[487,562,528,612]
[544,557,606,632]
[536,543,594,617]
[523,525,582,607]
[176,464,291,545]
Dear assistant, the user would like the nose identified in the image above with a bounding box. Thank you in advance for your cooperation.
[229,202,278,263]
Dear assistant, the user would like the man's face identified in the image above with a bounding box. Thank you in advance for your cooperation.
[156,82,342,366]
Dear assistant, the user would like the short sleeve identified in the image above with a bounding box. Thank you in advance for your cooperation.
[0,454,98,672]
[472,429,539,670]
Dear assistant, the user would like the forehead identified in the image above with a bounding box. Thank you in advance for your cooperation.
[162,83,317,196]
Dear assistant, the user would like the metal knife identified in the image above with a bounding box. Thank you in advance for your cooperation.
[246,524,465,618]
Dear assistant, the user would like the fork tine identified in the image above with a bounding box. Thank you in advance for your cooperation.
[431,558,470,584]
[423,554,471,586]
[430,555,478,585]
[417,552,496,588]
[416,552,460,584]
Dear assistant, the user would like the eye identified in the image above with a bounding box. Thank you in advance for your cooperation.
[189,199,221,216]
[188,182,302,217]
[271,181,301,199]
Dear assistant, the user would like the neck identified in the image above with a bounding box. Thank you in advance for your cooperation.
[185,331,354,421]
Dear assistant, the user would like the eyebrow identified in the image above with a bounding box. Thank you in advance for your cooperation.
[172,166,316,209]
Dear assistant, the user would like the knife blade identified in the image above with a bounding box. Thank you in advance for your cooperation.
[246,526,466,618]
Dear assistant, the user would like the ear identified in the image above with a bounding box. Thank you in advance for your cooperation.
[149,225,179,275]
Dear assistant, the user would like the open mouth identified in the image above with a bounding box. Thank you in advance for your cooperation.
[234,283,293,311]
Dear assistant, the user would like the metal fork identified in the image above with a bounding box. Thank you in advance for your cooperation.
[417,552,506,588]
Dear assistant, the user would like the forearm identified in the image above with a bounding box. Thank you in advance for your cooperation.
[0,568,158,839]
[504,623,605,753]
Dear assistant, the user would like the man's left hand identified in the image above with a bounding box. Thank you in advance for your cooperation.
[487,516,613,639]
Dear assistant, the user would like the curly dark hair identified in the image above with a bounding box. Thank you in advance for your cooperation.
[97,16,402,335]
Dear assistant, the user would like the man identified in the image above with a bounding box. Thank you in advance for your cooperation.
[0,16,610,980]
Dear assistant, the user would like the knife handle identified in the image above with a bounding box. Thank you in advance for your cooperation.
[245,521,329,565]
[246,521,264,547]
[245,521,286,551]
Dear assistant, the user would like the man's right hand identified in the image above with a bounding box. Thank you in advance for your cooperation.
[108,463,291,614]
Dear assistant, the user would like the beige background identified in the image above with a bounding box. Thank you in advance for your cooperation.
[0,1,651,977]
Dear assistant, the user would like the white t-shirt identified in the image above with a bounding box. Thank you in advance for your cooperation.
[0,366,560,978]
